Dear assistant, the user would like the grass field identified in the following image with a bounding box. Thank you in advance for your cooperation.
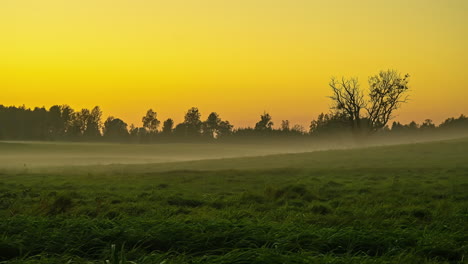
[0,138,467,263]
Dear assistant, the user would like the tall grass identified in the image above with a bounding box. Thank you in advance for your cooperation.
[0,138,467,263]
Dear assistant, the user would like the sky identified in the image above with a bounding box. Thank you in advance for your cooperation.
[1,0,467,128]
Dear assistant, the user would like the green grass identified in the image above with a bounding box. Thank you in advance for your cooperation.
[0,138,467,263]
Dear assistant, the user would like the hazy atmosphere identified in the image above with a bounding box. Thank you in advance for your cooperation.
[2,0,468,126]
[1,1,467,264]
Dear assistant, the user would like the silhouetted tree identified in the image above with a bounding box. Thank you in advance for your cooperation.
[408,121,419,131]
[439,115,468,130]
[162,118,174,134]
[142,109,160,132]
[310,112,350,135]
[66,107,102,140]
[281,120,290,131]
[329,77,365,133]
[83,106,102,139]
[60,105,75,138]
[202,112,233,139]
[217,120,233,138]
[2,98,468,143]
[129,124,137,137]
[129,124,147,143]
[291,124,305,134]
[255,112,273,131]
[183,107,202,137]
[421,119,435,130]
[173,123,187,138]
[391,121,405,132]
[67,110,85,139]
[366,70,410,131]
[391,120,419,133]
[30,107,48,140]
[47,105,65,138]
[202,112,221,138]
[328,70,410,134]
[103,116,128,141]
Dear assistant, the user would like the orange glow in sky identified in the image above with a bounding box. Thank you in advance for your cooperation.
[1,0,467,127]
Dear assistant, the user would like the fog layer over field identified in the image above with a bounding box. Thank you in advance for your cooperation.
[1,131,467,170]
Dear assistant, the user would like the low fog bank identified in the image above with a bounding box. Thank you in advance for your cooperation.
[0,130,467,172]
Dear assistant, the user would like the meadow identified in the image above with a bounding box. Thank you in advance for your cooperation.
[0,138,467,263]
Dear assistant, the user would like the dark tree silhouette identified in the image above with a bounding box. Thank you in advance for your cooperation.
[439,114,468,130]
[421,119,435,130]
[162,118,174,134]
[203,112,221,138]
[67,109,85,139]
[173,123,187,138]
[103,116,128,141]
[183,107,202,137]
[291,124,305,134]
[1,75,467,144]
[60,105,75,138]
[329,77,365,133]
[366,70,410,131]
[129,124,147,143]
[142,109,160,132]
[309,112,350,135]
[83,106,102,139]
[47,105,65,138]
[328,69,410,134]
[30,107,47,140]
[67,107,102,139]
[255,112,273,131]
[202,112,233,139]
[217,120,233,138]
[281,120,290,131]
[391,121,405,132]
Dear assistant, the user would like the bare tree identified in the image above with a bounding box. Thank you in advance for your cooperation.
[365,70,410,131]
[328,70,410,134]
[329,77,366,133]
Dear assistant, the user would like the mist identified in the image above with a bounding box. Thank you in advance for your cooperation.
[1,129,466,172]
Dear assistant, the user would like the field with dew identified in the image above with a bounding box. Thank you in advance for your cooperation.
[0,138,467,263]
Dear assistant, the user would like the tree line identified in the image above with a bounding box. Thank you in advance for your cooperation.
[1,104,466,143]
[1,69,467,143]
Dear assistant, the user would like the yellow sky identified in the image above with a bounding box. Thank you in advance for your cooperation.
[1,0,467,127]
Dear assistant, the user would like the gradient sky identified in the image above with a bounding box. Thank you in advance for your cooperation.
[1,0,467,128]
